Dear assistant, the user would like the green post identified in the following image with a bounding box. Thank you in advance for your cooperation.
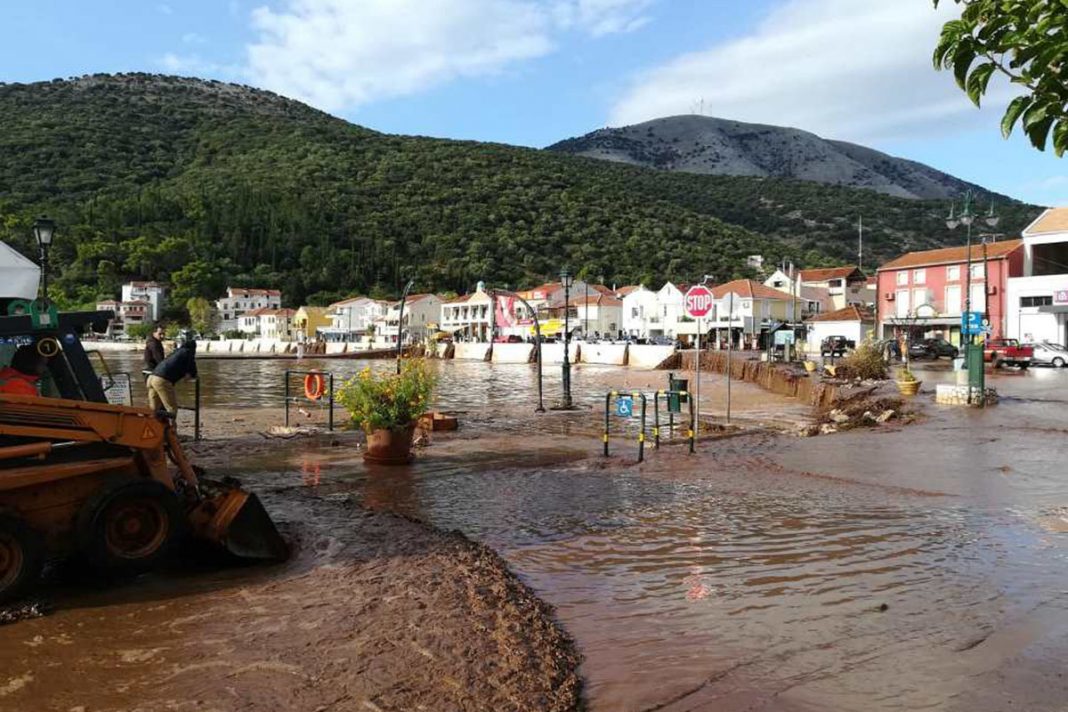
[966,342,985,402]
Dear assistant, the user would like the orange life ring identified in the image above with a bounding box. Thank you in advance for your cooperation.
[304,373,326,401]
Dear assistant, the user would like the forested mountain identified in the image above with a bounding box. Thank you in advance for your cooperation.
[547,115,1001,200]
[0,75,1042,316]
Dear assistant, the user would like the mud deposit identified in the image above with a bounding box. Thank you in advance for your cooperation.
[0,491,582,712]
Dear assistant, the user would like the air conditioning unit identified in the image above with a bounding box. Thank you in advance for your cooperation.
[987,286,998,295]
[885,292,895,301]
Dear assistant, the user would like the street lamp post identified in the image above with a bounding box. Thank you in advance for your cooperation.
[947,193,999,404]
[559,267,574,409]
[32,217,56,304]
[395,278,415,374]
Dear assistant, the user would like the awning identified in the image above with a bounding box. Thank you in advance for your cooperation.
[532,319,564,336]
[0,242,41,300]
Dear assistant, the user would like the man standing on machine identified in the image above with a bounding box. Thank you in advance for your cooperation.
[146,331,197,419]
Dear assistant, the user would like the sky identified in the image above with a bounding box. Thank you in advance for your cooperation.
[2,0,1066,208]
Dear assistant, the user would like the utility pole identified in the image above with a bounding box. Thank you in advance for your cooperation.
[858,215,864,272]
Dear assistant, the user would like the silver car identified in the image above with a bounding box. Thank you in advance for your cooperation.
[1025,342,1068,368]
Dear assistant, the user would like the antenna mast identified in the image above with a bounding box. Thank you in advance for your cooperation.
[858,215,864,271]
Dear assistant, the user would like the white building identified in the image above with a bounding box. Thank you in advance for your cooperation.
[1007,207,1068,346]
[441,284,494,342]
[95,299,150,338]
[805,305,876,354]
[320,297,389,342]
[621,285,661,339]
[237,307,296,340]
[570,294,623,338]
[710,279,799,348]
[216,287,282,332]
[375,294,443,344]
[121,281,166,322]
[764,265,873,312]
[655,282,689,339]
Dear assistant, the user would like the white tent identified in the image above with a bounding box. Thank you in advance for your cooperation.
[0,242,41,300]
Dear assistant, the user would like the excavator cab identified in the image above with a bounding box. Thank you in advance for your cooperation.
[0,306,287,603]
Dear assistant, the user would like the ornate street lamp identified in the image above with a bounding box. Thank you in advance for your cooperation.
[558,266,575,409]
[33,217,56,304]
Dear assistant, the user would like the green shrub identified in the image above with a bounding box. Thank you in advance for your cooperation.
[336,359,437,431]
[838,341,887,380]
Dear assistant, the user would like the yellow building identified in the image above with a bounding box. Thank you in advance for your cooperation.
[292,306,332,341]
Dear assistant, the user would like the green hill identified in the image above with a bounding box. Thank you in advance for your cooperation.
[0,74,1043,313]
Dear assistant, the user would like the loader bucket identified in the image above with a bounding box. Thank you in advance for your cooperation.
[191,489,289,562]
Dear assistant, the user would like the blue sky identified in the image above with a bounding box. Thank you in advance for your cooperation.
[2,0,1065,207]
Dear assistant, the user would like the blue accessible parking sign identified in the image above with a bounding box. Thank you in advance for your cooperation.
[961,311,983,335]
[615,395,634,418]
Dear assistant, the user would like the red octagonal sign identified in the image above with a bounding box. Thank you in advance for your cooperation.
[684,285,714,319]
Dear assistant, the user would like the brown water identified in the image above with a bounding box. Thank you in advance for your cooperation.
[16,356,1068,710]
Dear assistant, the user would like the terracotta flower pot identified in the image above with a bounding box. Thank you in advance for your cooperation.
[896,379,921,396]
[363,423,416,465]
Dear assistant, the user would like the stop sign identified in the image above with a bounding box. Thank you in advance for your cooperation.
[684,285,714,319]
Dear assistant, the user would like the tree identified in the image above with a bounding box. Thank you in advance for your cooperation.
[186,296,217,335]
[125,322,155,340]
[933,0,1068,155]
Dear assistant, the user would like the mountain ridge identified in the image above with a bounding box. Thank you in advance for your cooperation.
[547,115,998,201]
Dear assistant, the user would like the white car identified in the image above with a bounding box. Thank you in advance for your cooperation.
[1025,342,1068,368]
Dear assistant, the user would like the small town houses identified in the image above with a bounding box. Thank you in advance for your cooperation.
[93,205,1068,352]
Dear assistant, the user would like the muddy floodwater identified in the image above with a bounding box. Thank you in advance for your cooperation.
[9,356,1068,711]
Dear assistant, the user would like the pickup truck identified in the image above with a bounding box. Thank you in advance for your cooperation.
[983,338,1033,369]
[820,335,855,357]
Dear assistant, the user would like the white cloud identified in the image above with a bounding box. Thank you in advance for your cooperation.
[609,0,1014,142]
[244,0,654,113]
[553,0,653,37]
[160,53,224,75]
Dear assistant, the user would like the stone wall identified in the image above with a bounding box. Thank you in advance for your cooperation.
[676,351,839,408]
[935,384,999,406]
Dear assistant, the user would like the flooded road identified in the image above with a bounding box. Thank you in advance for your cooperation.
[211,364,1068,711]
[9,354,1068,711]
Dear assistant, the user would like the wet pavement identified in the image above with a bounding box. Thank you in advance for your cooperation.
[8,357,1068,711]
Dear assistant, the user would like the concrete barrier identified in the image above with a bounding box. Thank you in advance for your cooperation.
[628,345,676,369]
[492,343,535,364]
[435,343,451,359]
[579,343,627,365]
[540,343,580,365]
[454,342,492,361]
[325,342,347,355]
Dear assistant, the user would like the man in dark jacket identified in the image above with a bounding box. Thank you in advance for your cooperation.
[143,323,166,373]
[147,332,197,418]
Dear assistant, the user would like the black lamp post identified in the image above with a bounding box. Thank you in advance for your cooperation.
[560,266,574,409]
[33,217,56,304]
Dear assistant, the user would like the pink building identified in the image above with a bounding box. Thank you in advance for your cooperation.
[875,239,1024,344]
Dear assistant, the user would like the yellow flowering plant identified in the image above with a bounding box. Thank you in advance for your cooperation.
[335,359,437,432]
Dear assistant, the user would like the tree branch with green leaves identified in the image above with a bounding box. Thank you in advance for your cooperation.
[933,0,1068,155]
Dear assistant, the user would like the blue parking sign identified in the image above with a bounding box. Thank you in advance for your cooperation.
[615,395,634,418]
[961,311,982,335]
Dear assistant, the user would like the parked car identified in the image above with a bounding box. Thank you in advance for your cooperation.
[649,335,675,346]
[908,338,959,360]
[1024,341,1067,368]
[820,335,855,357]
[983,338,1033,368]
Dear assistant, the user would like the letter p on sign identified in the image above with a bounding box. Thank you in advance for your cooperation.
[684,285,714,319]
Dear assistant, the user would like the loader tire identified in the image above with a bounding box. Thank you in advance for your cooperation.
[0,513,44,604]
[77,480,183,575]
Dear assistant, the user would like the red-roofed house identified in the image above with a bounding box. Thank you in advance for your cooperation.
[876,239,1024,343]
[375,293,444,344]
[765,264,873,311]
[709,280,801,349]
[805,305,876,352]
[1007,208,1068,346]
[569,294,623,338]
[441,284,494,341]
[217,287,283,332]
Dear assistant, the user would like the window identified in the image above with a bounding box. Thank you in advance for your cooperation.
[895,289,910,317]
[913,269,926,285]
[896,271,908,286]
[970,263,984,279]
[912,288,929,311]
[969,283,986,312]
[947,265,960,281]
[945,285,961,315]
[1020,295,1053,307]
